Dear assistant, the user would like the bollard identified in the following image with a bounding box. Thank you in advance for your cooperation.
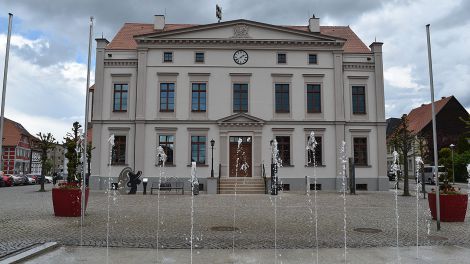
[305,176,310,195]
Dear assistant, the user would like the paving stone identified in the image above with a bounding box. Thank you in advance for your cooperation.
[0,183,469,258]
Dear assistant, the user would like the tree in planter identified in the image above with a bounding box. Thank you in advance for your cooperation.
[85,141,95,186]
[64,122,82,184]
[390,114,415,196]
[43,159,53,176]
[36,132,57,192]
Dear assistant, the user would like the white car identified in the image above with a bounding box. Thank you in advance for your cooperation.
[44,176,53,183]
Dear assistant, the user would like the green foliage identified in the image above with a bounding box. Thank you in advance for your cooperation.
[64,122,82,183]
[454,150,470,182]
[36,132,57,191]
[438,147,452,183]
[390,114,415,196]
[456,134,470,154]
[43,159,53,175]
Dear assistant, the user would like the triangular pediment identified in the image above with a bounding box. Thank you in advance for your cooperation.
[217,113,265,126]
[135,19,344,43]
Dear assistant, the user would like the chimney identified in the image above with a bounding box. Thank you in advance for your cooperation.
[154,15,165,30]
[309,14,320,33]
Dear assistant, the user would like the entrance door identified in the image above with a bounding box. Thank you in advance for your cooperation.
[229,136,252,177]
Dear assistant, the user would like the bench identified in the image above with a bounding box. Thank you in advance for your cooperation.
[151,177,184,195]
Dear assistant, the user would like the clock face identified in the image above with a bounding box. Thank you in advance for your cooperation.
[233,50,248,65]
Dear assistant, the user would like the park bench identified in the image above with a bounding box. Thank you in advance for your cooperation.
[150,177,184,195]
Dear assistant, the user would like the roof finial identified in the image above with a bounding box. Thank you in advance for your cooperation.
[312,13,316,18]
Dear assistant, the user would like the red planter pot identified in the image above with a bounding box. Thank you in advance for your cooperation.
[428,193,468,222]
[52,186,90,217]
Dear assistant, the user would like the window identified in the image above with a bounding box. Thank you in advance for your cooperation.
[307,136,322,166]
[275,83,289,113]
[353,137,368,166]
[352,86,366,114]
[191,136,206,164]
[112,136,126,165]
[160,83,175,112]
[159,135,174,164]
[113,84,128,112]
[191,83,206,112]
[163,52,173,62]
[308,54,318,64]
[276,136,290,166]
[233,83,248,112]
[307,84,321,113]
[195,52,205,63]
[277,53,287,64]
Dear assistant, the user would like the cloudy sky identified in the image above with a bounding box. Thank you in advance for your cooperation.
[0,0,469,139]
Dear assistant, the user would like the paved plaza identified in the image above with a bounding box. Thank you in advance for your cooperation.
[1,183,469,261]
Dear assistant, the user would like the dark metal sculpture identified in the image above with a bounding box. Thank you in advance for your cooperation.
[126,170,142,194]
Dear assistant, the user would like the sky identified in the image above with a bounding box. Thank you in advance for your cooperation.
[0,0,469,139]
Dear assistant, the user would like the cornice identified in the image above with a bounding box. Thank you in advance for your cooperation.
[135,38,344,48]
[343,63,375,71]
[104,59,138,67]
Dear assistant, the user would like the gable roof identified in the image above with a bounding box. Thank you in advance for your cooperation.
[2,117,34,146]
[407,96,453,134]
[107,21,370,53]
[217,113,265,126]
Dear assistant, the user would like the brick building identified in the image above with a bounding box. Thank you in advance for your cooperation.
[1,118,33,174]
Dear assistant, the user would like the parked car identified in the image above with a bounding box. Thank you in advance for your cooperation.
[44,176,53,183]
[26,175,37,185]
[422,166,446,184]
[387,169,401,181]
[18,175,30,185]
[26,174,41,184]
[11,174,26,185]
[2,175,13,187]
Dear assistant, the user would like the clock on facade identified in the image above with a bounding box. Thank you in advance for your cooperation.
[233,50,248,65]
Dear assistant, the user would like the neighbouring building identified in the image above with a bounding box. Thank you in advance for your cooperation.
[386,95,470,177]
[1,118,33,175]
[90,15,387,192]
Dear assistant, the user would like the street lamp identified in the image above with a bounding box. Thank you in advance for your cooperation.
[450,143,455,184]
[210,139,215,178]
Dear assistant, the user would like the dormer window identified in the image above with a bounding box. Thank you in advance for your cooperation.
[163,52,173,63]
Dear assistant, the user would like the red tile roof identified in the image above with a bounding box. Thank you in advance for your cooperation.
[2,117,33,147]
[107,23,370,53]
[407,96,453,134]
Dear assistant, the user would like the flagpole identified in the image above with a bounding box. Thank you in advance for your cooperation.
[0,13,13,172]
[81,16,94,229]
[426,24,441,231]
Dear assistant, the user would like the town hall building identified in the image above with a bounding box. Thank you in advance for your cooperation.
[90,15,388,192]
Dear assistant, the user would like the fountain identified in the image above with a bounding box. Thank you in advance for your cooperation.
[467,164,470,201]
[155,146,167,262]
[306,131,319,263]
[415,156,424,259]
[190,161,198,264]
[269,139,283,263]
[391,150,401,263]
[106,134,115,264]
[339,141,348,264]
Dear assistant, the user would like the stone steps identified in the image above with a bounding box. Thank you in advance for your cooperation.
[219,178,266,194]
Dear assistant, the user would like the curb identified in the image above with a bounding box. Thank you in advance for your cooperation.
[0,242,59,264]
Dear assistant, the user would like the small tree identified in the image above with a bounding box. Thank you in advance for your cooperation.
[36,132,57,192]
[390,114,415,196]
[86,141,95,185]
[43,159,53,175]
[64,122,82,183]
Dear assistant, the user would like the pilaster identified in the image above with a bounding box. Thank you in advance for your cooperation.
[370,42,385,122]
[93,38,109,121]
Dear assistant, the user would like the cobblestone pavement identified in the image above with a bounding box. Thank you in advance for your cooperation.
[1,182,469,259]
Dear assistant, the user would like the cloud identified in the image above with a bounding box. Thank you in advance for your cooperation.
[384,65,421,89]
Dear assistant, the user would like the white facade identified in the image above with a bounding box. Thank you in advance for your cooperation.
[90,18,388,191]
